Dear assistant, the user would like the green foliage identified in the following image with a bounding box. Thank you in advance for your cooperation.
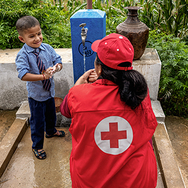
[138,1,160,30]
[147,30,188,117]
[0,0,27,49]
[1,0,187,49]
[0,0,72,49]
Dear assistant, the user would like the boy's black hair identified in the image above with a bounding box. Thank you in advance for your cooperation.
[16,16,40,35]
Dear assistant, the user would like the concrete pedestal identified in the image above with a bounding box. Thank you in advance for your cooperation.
[133,48,161,101]
[70,9,106,82]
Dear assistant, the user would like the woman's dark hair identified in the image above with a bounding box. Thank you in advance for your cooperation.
[96,55,148,109]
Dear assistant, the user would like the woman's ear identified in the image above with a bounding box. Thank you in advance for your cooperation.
[94,57,102,76]
[18,35,25,43]
[96,64,102,76]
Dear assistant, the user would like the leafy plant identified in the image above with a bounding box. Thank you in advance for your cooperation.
[0,0,72,49]
[147,30,188,117]
[148,0,187,37]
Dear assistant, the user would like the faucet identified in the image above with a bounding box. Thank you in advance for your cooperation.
[79,23,88,46]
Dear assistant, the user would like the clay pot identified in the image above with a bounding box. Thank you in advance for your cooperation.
[54,97,63,113]
[116,6,149,60]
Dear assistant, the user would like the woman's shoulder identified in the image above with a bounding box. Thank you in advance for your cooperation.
[70,83,91,93]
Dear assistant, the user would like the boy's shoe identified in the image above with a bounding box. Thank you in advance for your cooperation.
[32,149,46,160]
[45,130,65,138]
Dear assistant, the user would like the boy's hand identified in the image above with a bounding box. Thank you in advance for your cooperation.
[52,64,62,74]
[42,64,62,80]
[44,67,53,79]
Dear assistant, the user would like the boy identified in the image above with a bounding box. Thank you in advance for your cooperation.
[15,16,65,160]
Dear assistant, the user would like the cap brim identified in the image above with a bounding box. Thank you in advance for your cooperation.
[91,40,101,52]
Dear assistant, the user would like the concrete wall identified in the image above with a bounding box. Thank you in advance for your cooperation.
[0,48,161,110]
[0,49,74,110]
[133,48,161,101]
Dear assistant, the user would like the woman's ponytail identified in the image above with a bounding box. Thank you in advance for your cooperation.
[119,70,148,109]
[96,55,148,109]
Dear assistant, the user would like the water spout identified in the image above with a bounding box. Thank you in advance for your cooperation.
[79,23,88,47]
[79,23,88,73]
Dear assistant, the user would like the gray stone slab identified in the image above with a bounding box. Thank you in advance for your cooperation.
[0,118,28,178]
[153,123,186,188]
[16,101,30,119]
[151,100,165,123]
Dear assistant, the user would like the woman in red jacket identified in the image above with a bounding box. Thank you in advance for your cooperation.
[60,33,158,188]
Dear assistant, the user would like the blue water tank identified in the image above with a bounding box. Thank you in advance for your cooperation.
[70,9,106,82]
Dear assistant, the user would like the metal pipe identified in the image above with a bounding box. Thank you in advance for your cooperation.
[87,0,92,9]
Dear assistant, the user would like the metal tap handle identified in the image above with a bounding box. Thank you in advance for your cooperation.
[79,23,86,28]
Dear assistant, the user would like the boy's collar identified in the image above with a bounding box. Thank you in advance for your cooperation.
[24,43,45,53]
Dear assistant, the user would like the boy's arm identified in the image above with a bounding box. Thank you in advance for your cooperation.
[22,73,43,81]
[16,50,53,81]
[21,70,52,81]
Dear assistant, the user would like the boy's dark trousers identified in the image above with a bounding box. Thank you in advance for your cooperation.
[28,97,57,149]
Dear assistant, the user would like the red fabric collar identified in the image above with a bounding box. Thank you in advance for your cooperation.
[92,79,117,86]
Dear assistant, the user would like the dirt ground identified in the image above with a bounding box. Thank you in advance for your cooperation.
[0,109,17,142]
[0,110,188,186]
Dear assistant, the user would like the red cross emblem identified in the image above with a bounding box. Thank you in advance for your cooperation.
[94,116,133,155]
[101,122,127,148]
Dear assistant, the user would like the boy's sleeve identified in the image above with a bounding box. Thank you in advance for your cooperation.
[48,45,62,65]
[15,53,30,80]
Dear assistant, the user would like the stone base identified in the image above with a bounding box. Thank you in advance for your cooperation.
[133,48,161,101]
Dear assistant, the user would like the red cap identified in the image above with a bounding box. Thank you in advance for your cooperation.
[91,33,134,71]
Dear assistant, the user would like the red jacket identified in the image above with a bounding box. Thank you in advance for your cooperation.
[61,79,157,188]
